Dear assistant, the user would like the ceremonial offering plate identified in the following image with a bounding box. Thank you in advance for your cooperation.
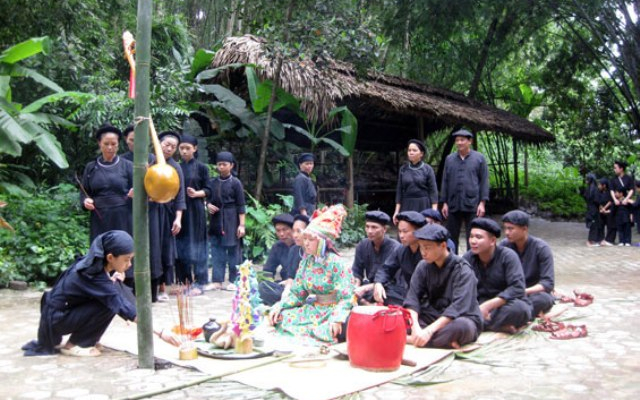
[195,341,274,360]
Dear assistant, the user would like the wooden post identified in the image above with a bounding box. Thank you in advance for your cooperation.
[524,145,529,187]
[513,138,519,207]
[346,156,354,208]
[133,0,154,369]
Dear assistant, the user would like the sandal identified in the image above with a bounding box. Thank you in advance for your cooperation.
[60,346,102,357]
[188,287,203,297]
[573,290,594,307]
[549,325,588,340]
[532,319,566,333]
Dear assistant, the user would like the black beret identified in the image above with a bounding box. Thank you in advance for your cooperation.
[365,210,391,226]
[420,208,443,222]
[598,178,609,186]
[297,153,315,165]
[293,214,310,225]
[414,224,450,242]
[396,211,427,228]
[158,130,181,144]
[470,217,501,238]
[123,125,134,138]
[95,123,122,141]
[502,210,529,227]
[452,129,474,139]
[216,151,234,163]
[407,139,426,154]
[181,134,198,146]
[272,213,294,227]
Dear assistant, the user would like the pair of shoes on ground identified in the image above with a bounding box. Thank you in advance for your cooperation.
[549,324,588,340]
[203,282,236,291]
[600,241,614,246]
[557,290,594,307]
[586,241,600,247]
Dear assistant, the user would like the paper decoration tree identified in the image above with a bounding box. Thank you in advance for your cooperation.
[231,260,262,354]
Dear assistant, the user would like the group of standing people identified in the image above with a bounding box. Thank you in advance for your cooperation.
[79,123,250,301]
[584,160,640,247]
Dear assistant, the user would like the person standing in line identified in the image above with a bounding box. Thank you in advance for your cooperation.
[598,178,615,246]
[292,153,317,216]
[206,151,246,291]
[155,131,186,301]
[80,123,133,243]
[584,173,602,247]
[393,139,438,225]
[175,134,210,294]
[440,129,490,253]
[609,160,634,244]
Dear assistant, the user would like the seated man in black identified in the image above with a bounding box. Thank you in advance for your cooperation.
[352,211,401,304]
[373,211,426,306]
[500,210,555,318]
[259,214,309,306]
[263,213,295,279]
[405,224,482,349]
[463,218,531,333]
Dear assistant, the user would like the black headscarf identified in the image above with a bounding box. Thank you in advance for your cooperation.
[76,230,134,276]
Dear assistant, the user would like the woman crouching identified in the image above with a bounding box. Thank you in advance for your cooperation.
[23,230,178,356]
[269,205,356,344]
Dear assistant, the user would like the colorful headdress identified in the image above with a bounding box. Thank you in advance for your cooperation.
[305,204,347,257]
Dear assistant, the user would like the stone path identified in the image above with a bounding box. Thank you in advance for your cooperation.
[1,218,639,399]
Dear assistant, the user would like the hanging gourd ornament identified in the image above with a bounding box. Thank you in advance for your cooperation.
[144,119,180,203]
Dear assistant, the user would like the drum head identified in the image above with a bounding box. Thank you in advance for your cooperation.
[351,305,388,315]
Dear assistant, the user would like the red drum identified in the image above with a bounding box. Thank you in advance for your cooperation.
[346,305,411,371]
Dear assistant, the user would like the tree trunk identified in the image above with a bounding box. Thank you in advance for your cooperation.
[133,0,154,370]
[254,0,296,200]
[226,0,238,36]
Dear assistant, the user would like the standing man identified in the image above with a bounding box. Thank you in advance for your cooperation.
[352,211,401,303]
[499,210,555,318]
[292,153,317,216]
[463,218,531,333]
[440,129,490,253]
[609,160,634,244]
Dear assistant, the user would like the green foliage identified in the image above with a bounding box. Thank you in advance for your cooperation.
[335,203,368,248]
[0,183,89,286]
[243,193,291,263]
[519,166,585,218]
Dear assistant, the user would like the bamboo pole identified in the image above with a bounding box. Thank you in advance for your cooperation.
[133,0,154,369]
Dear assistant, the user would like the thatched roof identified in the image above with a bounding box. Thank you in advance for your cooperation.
[211,35,554,146]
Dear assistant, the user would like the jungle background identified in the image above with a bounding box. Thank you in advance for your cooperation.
[1,0,639,286]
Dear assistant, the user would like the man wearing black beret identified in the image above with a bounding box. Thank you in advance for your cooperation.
[404,224,482,348]
[499,210,555,318]
[291,153,317,216]
[463,217,531,333]
[352,211,401,304]
[263,214,295,279]
[440,129,490,253]
[373,211,426,305]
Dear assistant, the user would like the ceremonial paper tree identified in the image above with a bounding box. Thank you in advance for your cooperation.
[231,260,262,353]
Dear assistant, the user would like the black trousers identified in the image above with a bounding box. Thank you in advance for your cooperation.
[483,298,531,332]
[52,302,115,347]
[259,281,285,306]
[528,292,555,318]
[588,215,604,243]
[417,314,480,348]
[446,211,475,254]
[605,211,617,243]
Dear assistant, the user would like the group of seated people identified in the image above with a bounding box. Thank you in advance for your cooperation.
[261,207,555,349]
[25,204,555,357]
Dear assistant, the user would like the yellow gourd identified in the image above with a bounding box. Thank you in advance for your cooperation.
[144,119,180,203]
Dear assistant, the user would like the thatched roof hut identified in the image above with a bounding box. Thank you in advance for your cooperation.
[210,35,554,150]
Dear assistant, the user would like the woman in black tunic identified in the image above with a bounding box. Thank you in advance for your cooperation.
[22,231,179,356]
[80,124,133,242]
[176,134,210,292]
[206,151,246,291]
[393,139,438,225]
[155,131,186,301]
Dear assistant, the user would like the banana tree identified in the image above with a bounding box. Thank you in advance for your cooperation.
[283,105,358,206]
[0,36,92,193]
